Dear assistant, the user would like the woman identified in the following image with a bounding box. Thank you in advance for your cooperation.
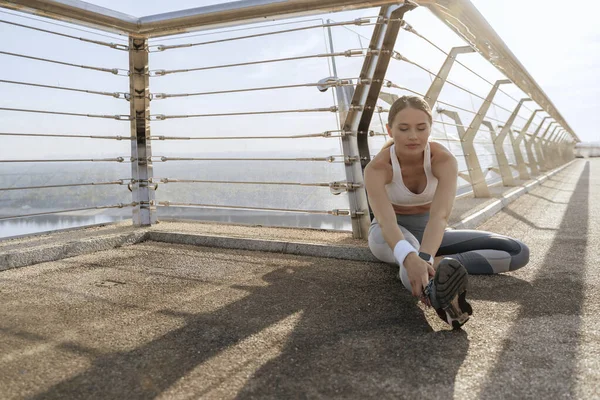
[364,95,529,329]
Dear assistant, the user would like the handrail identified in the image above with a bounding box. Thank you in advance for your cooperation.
[0,0,577,141]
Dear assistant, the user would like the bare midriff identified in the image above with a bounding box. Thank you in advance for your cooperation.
[392,203,431,215]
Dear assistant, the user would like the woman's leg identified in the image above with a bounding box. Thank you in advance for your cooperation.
[368,219,420,292]
[437,229,530,274]
[369,217,474,328]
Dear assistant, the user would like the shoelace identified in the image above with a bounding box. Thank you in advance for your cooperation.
[421,279,434,308]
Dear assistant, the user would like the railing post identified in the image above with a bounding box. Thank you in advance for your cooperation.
[509,126,529,180]
[492,98,531,186]
[555,134,563,164]
[423,45,475,108]
[560,135,569,163]
[549,130,561,168]
[516,108,543,176]
[339,2,416,239]
[544,125,560,170]
[554,130,567,167]
[527,115,549,175]
[552,130,565,167]
[489,122,515,186]
[438,110,490,197]
[523,132,538,175]
[536,120,556,172]
[555,131,567,166]
[561,133,573,163]
[445,78,511,197]
[481,120,502,178]
[129,37,156,226]
[566,136,576,161]
[482,121,497,141]
[565,138,574,161]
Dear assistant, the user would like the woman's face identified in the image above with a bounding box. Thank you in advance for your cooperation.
[386,106,431,156]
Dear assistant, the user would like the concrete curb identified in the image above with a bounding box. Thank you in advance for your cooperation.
[146,232,381,263]
[450,161,575,230]
[0,231,147,271]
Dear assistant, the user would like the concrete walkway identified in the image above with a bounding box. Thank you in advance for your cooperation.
[0,159,598,399]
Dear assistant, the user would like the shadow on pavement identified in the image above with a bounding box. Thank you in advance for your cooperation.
[30,251,470,399]
[478,161,589,398]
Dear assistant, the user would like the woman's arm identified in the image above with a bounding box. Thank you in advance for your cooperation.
[419,147,458,258]
[365,161,435,296]
[364,161,404,249]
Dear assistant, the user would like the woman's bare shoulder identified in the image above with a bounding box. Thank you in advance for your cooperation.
[429,141,458,181]
[429,141,456,165]
[365,147,393,182]
[366,147,392,170]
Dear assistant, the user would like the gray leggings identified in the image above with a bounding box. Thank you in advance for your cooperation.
[368,213,530,291]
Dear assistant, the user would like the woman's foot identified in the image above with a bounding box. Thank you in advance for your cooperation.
[424,258,473,329]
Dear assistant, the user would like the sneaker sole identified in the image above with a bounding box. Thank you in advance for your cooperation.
[434,259,471,329]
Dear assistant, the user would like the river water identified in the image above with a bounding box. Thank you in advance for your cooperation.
[0,208,352,240]
[0,183,485,240]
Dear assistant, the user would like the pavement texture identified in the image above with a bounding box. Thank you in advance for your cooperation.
[0,159,598,399]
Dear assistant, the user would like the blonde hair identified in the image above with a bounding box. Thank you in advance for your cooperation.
[381,95,433,151]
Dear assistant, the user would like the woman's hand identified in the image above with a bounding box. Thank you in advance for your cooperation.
[403,253,436,300]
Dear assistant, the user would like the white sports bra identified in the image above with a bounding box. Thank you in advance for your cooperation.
[385,142,438,206]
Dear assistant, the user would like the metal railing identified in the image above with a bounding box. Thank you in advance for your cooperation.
[0,0,578,239]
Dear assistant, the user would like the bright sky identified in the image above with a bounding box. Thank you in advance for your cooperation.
[470,0,599,144]
[87,0,600,144]
[0,0,597,164]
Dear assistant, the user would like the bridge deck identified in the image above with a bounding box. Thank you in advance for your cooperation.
[0,159,597,399]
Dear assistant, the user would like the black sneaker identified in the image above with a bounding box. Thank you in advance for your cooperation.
[423,258,473,329]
